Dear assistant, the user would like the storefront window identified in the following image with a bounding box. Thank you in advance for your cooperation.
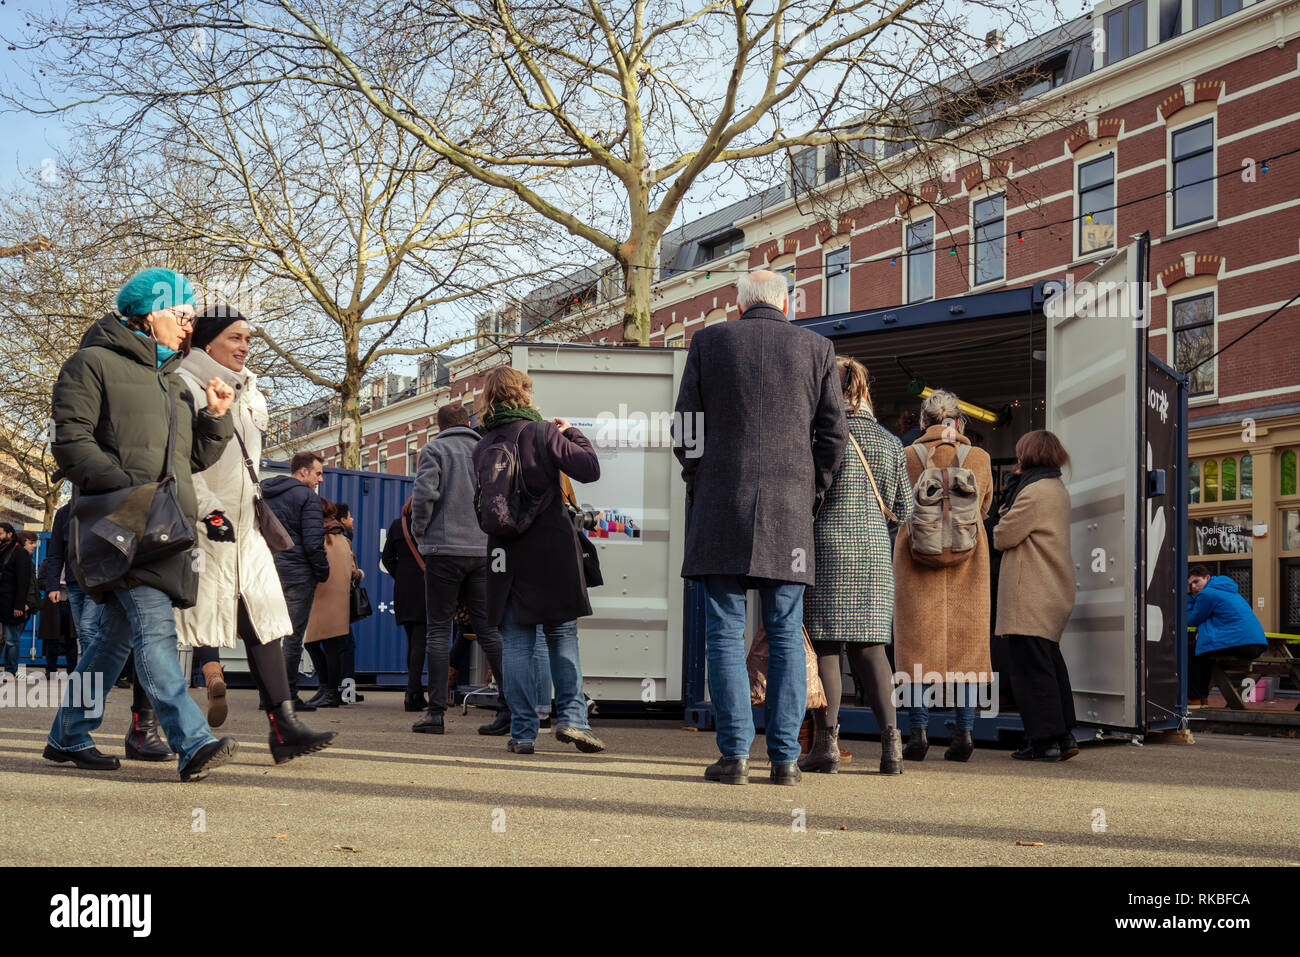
[1188,461,1200,503]
[1189,513,1252,556]
[1284,510,1300,552]
[1221,457,1236,500]
[1239,455,1252,499]
[1283,449,1297,496]
[1203,459,1218,502]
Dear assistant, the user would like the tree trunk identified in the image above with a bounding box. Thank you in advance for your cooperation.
[41,486,60,531]
[338,320,363,470]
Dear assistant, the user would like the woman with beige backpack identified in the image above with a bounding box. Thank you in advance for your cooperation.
[801,357,914,774]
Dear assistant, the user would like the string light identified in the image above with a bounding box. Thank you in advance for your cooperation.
[948,246,957,256]
[1017,231,1024,243]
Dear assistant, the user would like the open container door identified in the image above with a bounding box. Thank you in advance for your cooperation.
[1046,236,1149,732]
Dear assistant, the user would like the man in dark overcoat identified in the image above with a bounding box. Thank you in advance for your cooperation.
[673,269,847,785]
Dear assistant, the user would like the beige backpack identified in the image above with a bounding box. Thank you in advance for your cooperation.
[906,441,980,567]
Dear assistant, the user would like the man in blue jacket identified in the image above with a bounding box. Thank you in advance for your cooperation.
[262,451,331,709]
[1187,565,1267,705]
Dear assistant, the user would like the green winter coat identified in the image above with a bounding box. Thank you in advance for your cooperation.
[51,315,234,607]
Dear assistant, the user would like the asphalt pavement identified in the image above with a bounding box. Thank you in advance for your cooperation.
[1,683,1297,866]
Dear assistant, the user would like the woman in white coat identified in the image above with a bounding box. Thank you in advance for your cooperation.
[175,307,336,764]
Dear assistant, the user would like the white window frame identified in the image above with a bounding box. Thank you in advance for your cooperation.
[1074,152,1117,262]
[970,192,1006,288]
[1168,285,1218,403]
[360,449,371,471]
[1167,114,1217,234]
[406,436,419,475]
[377,447,387,473]
[824,243,851,315]
[905,216,935,304]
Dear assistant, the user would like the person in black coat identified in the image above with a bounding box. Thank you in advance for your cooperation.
[261,451,331,707]
[472,366,603,754]
[672,269,847,787]
[37,555,78,675]
[382,498,429,712]
[1,531,39,679]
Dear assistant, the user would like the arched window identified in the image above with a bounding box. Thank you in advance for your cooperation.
[1283,450,1298,497]
[1222,457,1237,501]
[1240,455,1252,500]
[1204,459,1219,503]
[1188,461,1200,504]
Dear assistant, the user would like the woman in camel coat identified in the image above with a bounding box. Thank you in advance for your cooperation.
[993,429,1078,762]
[303,499,359,707]
[893,390,993,763]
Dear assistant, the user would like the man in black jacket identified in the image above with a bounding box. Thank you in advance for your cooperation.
[673,269,846,787]
[262,451,331,709]
[1,531,39,681]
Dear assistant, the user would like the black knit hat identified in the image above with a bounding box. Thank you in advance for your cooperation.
[191,305,250,351]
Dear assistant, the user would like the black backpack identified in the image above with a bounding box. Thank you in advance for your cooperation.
[474,422,552,538]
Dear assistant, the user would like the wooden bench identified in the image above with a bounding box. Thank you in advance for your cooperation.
[1205,633,1300,711]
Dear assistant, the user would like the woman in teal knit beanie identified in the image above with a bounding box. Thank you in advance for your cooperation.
[115,268,198,367]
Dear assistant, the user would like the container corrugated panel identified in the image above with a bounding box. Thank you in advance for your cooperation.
[262,461,415,682]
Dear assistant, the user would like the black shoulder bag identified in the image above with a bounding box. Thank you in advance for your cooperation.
[72,389,196,594]
[231,425,294,553]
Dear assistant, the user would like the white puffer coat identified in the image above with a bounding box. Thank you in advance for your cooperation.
[174,348,292,648]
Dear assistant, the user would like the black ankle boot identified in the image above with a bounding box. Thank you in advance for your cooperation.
[879,726,903,775]
[267,701,338,764]
[124,707,171,762]
[405,692,428,713]
[944,728,974,762]
[478,709,511,736]
[796,722,840,773]
[902,726,929,761]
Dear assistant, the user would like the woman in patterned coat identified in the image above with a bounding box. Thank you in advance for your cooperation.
[802,357,914,774]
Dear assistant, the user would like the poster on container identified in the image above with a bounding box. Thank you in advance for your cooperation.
[562,415,645,544]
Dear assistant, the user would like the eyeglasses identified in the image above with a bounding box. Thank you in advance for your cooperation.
[167,308,196,328]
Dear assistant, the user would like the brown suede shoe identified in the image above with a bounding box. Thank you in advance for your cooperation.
[202,661,228,728]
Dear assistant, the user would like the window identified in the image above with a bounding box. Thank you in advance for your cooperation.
[1282,449,1298,496]
[1105,0,1146,65]
[1188,461,1200,503]
[1171,119,1214,229]
[791,148,818,193]
[906,217,934,303]
[406,437,419,475]
[824,143,841,182]
[1195,0,1240,28]
[825,246,850,314]
[786,269,797,313]
[1173,293,1214,396]
[1240,455,1252,499]
[1159,0,1181,40]
[1191,455,1252,504]
[360,450,370,471]
[1204,458,1219,502]
[1189,513,1252,555]
[1078,155,1116,254]
[377,448,387,473]
[1284,510,1300,551]
[972,194,1005,285]
[697,231,744,264]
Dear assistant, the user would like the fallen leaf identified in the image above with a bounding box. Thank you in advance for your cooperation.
[273,834,287,840]
[839,825,848,831]
[1015,841,1044,847]
[333,845,360,853]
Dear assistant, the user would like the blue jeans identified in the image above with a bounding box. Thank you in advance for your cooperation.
[66,582,101,656]
[534,630,553,715]
[500,607,587,741]
[280,579,316,695]
[47,585,216,768]
[703,575,806,764]
[2,622,22,675]
[903,684,977,732]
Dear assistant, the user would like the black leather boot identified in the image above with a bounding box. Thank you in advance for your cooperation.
[267,701,338,764]
[902,726,929,761]
[478,709,511,736]
[797,722,840,773]
[412,710,444,734]
[879,726,903,775]
[404,692,428,713]
[770,762,802,786]
[124,707,172,762]
[944,728,974,762]
[704,757,749,784]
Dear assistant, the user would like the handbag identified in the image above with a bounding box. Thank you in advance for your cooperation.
[846,429,899,523]
[72,390,196,593]
[349,581,373,623]
[745,624,827,710]
[231,425,294,552]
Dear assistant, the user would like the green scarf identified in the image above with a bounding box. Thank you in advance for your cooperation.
[483,403,543,430]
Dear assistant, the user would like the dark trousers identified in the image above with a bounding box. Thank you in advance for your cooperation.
[1189,643,1265,700]
[341,631,355,683]
[1005,634,1077,744]
[45,644,78,674]
[190,602,292,712]
[423,556,505,715]
[280,580,317,696]
[403,622,426,696]
[305,636,344,696]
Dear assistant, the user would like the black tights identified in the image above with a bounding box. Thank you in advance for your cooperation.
[45,646,78,674]
[182,601,294,713]
[810,641,897,730]
[305,636,344,697]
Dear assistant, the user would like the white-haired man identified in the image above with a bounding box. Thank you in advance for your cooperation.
[672,268,847,785]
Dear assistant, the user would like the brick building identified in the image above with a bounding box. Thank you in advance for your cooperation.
[267,0,1300,628]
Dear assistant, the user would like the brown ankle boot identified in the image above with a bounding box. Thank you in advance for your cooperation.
[797,722,840,773]
[202,661,227,728]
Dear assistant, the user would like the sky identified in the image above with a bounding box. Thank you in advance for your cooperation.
[0,2,70,189]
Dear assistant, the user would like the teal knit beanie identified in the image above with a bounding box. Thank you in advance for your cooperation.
[116,268,196,318]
